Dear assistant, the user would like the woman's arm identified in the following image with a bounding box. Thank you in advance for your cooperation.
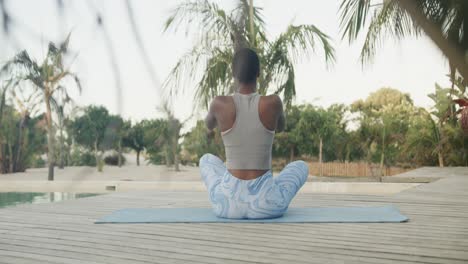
[274,96,286,132]
[205,98,218,131]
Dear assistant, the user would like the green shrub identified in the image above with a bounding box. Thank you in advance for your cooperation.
[104,153,126,166]
[30,156,46,168]
[70,150,96,166]
[97,158,104,172]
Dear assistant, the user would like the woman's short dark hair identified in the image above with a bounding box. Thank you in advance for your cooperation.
[232,48,260,83]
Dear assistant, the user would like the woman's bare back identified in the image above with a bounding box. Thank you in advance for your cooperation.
[205,92,285,179]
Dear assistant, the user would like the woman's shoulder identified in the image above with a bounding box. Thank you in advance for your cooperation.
[259,94,283,108]
[212,95,234,105]
[210,95,235,112]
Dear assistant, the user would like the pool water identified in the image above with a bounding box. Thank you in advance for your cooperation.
[0,192,100,208]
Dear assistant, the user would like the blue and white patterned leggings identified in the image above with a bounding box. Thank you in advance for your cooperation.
[199,153,309,219]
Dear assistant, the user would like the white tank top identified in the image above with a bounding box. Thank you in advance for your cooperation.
[221,92,275,170]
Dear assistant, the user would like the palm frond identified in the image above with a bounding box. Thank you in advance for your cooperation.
[360,1,419,64]
[164,0,233,41]
[60,32,72,53]
[48,95,64,123]
[70,72,82,94]
[275,66,295,110]
[162,41,213,101]
[163,0,335,111]
[232,0,267,47]
[46,44,64,72]
[270,24,336,65]
[1,50,41,78]
[340,0,468,67]
[194,48,233,109]
[339,0,373,43]
[263,24,335,107]
[9,51,44,89]
[52,71,82,94]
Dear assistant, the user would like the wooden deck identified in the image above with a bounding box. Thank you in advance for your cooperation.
[0,167,467,264]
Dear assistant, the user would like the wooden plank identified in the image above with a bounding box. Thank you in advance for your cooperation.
[0,167,467,263]
[0,248,104,264]
[0,218,467,249]
[1,219,467,264]
[0,240,222,264]
[0,231,428,264]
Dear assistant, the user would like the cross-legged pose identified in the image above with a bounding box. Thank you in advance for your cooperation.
[200,48,309,219]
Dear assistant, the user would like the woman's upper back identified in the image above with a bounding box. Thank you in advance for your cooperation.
[214,92,282,170]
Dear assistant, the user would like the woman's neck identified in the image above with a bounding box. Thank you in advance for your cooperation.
[237,82,257,94]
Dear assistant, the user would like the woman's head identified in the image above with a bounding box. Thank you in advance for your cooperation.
[232,48,260,84]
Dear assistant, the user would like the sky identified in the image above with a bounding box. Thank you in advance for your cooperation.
[0,0,452,128]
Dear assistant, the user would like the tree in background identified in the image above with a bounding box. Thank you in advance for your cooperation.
[0,79,15,127]
[405,82,468,167]
[351,88,415,174]
[9,87,42,172]
[123,121,146,166]
[0,103,46,173]
[427,84,453,167]
[50,86,76,170]
[141,119,170,166]
[0,104,22,173]
[163,0,335,110]
[1,34,81,180]
[273,105,302,162]
[404,108,441,166]
[295,105,346,176]
[453,78,468,133]
[339,0,468,139]
[322,104,351,162]
[182,120,225,165]
[70,106,111,172]
[106,114,128,167]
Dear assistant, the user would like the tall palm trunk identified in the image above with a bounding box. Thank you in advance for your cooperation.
[45,94,55,181]
[118,139,122,167]
[379,126,386,176]
[249,0,255,46]
[436,122,444,168]
[319,136,323,177]
[0,145,5,173]
[173,136,180,172]
[289,145,294,162]
[8,143,13,173]
[14,115,27,172]
[172,122,181,172]
[0,88,6,126]
[379,151,385,176]
[59,125,65,169]
[136,150,140,166]
[94,139,103,172]
[165,146,172,167]
[438,150,444,167]
[0,89,6,173]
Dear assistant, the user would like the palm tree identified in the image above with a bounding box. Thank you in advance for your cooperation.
[1,34,81,180]
[0,79,17,126]
[163,0,335,110]
[158,103,193,172]
[339,0,468,80]
[9,87,41,172]
[52,86,75,169]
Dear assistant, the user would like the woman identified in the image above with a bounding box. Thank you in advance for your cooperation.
[200,48,309,219]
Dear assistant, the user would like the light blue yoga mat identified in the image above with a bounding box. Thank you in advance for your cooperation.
[95,206,408,223]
